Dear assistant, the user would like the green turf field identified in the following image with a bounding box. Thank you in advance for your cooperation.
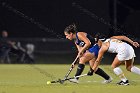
[0,64,140,93]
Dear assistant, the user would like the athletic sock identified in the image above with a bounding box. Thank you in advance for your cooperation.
[131,66,140,75]
[75,64,85,79]
[113,67,127,82]
[95,68,110,80]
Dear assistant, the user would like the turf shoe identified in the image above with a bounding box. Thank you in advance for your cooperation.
[117,80,129,85]
[102,77,113,84]
[69,78,79,83]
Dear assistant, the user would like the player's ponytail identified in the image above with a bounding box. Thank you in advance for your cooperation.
[94,32,107,42]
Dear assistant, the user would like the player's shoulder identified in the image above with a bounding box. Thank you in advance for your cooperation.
[77,32,87,38]
[77,32,86,35]
[100,41,109,51]
[104,38,111,43]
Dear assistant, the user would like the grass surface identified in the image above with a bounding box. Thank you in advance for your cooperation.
[0,64,140,93]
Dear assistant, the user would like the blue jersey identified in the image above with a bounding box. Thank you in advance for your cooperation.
[75,32,99,57]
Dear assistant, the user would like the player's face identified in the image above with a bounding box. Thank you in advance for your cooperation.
[2,31,8,37]
[64,32,73,40]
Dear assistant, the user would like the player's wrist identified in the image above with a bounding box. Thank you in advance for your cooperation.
[131,41,134,45]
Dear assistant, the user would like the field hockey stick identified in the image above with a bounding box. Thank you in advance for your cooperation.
[67,73,87,80]
[63,73,88,83]
[49,74,87,84]
[63,56,79,80]
[47,56,79,84]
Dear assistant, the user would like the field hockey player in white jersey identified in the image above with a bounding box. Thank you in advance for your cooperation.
[90,35,140,85]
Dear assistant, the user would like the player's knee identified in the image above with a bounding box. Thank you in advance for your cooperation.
[79,58,89,64]
[111,64,116,69]
[126,66,131,71]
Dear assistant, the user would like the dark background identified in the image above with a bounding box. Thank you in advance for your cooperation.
[0,0,140,64]
[0,0,139,38]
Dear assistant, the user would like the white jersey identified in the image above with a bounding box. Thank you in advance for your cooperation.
[104,39,136,61]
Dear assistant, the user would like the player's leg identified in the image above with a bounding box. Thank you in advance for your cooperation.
[89,59,112,83]
[125,58,140,75]
[69,52,93,83]
[112,56,129,85]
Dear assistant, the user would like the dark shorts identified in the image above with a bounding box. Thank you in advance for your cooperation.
[88,44,100,57]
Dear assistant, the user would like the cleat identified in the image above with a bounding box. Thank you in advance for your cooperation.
[102,77,113,84]
[69,78,79,83]
[117,80,129,86]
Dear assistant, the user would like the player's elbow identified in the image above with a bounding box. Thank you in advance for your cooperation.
[86,41,91,48]
[85,42,91,48]
[88,42,91,46]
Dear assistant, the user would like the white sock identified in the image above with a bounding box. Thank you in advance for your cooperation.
[113,67,127,82]
[131,66,140,75]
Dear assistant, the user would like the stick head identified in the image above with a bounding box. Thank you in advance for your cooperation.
[58,79,65,84]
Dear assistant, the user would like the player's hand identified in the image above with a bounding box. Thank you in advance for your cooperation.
[77,51,84,58]
[132,42,140,48]
[71,63,75,68]
[87,70,94,76]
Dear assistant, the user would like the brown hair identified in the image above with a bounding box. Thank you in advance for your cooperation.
[64,23,77,34]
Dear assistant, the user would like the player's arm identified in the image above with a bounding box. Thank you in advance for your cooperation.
[92,43,108,71]
[77,32,91,56]
[97,39,102,47]
[111,35,139,48]
[74,42,81,52]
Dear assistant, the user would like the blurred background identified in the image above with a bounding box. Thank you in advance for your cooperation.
[0,0,140,64]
